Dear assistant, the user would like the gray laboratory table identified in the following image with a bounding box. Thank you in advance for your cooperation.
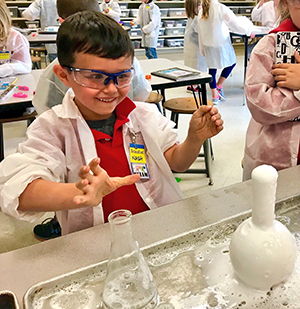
[0,165,300,307]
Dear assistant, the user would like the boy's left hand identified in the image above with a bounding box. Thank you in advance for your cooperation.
[188,105,223,142]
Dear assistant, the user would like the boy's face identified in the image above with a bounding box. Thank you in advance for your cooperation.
[55,53,132,121]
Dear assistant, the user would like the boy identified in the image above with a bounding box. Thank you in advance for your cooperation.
[33,0,151,115]
[132,0,161,59]
[0,11,223,235]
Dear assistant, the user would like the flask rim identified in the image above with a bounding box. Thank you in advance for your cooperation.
[108,209,132,224]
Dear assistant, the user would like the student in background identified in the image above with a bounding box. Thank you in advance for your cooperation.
[99,0,121,22]
[251,0,280,28]
[198,0,255,105]
[0,0,31,77]
[132,0,161,59]
[184,0,207,93]
[0,11,223,236]
[33,0,151,116]
[22,0,59,63]
[243,0,300,180]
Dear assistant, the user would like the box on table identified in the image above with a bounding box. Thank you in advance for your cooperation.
[165,26,185,36]
[229,6,240,14]
[165,38,184,47]
[120,9,130,17]
[174,19,187,27]
[130,9,139,17]
[157,38,164,48]
[158,28,165,36]
[168,8,186,17]
[130,28,142,36]
[7,6,18,17]
[160,9,169,17]
[132,40,141,49]
[239,6,254,14]
[25,21,39,29]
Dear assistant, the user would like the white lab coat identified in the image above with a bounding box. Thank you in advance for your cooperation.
[99,0,121,22]
[251,1,280,29]
[184,17,207,72]
[198,0,254,69]
[0,28,31,77]
[32,57,152,115]
[134,2,161,48]
[0,90,183,235]
[22,0,59,55]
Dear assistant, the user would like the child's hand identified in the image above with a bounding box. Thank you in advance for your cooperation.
[188,105,223,142]
[73,157,140,206]
[250,32,256,39]
[272,52,300,90]
[104,8,109,13]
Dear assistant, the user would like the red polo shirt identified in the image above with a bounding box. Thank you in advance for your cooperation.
[90,97,149,222]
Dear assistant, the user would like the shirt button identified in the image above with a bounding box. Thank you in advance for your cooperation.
[145,197,151,203]
[105,138,110,141]
[292,153,297,159]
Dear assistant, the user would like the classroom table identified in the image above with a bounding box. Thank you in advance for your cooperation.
[26,33,57,45]
[0,69,43,160]
[140,58,212,107]
[231,26,270,80]
[0,165,298,308]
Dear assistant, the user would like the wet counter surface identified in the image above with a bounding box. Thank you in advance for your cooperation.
[0,165,300,307]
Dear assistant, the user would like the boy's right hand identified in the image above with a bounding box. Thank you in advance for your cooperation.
[73,157,140,206]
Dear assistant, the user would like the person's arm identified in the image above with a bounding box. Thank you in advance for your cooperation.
[245,35,300,125]
[18,158,140,211]
[106,2,121,19]
[22,0,41,20]
[164,106,223,172]
[0,30,31,77]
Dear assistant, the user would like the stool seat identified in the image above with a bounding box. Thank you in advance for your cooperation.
[163,97,213,114]
[30,46,47,52]
[145,91,163,104]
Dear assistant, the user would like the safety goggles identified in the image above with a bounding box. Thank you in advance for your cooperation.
[63,66,134,89]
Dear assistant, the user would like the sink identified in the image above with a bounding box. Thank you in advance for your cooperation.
[24,196,300,309]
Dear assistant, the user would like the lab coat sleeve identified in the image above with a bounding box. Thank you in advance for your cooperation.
[32,61,68,115]
[251,4,262,23]
[0,32,31,77]
[142,6,160,34]
[107,2,121,19]
[245,34,300,125]
[131,57,152,101]
[0,113,68,222]
[222,5,254,36]
[133,6,142,25]
[22,0,42,20]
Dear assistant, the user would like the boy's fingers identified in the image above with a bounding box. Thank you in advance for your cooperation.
[112,174,140,189]
[295,51,300,63]
[194,105,212,117]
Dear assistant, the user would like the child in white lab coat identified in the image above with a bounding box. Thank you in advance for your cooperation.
[100,0,121,22]
[22,0,60,63]
[198,0,255,104]
[132,0,161,59]
[0,0,31,77]
[184,0,207,93]
[251,0,280,28]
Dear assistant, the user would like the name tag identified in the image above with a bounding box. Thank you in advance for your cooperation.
[129,143,150,179]
[0,51,10,62]
[146,5,150,9]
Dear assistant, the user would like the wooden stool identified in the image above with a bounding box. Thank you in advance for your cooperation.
[30,46,48,66]
[31,55,41,70]
[0,110,37,161]
[163,97,214,185]
[145,91,163,113]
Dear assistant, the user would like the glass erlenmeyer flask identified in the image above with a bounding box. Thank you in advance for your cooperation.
[102,209,158,309]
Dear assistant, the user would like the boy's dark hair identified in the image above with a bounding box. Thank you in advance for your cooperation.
[57,11,134,67]
[56,0,100,19]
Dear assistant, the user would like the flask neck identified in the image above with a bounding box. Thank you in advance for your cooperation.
[251,165,278,229]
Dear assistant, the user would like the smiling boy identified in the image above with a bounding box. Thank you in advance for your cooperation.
[0,11,223,235]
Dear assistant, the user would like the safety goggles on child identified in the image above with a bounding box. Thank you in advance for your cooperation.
[63,66,134,89]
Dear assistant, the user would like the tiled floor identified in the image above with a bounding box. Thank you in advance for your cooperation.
[0,46,251,253]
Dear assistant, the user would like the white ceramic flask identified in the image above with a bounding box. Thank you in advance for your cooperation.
[229,165,297,290]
